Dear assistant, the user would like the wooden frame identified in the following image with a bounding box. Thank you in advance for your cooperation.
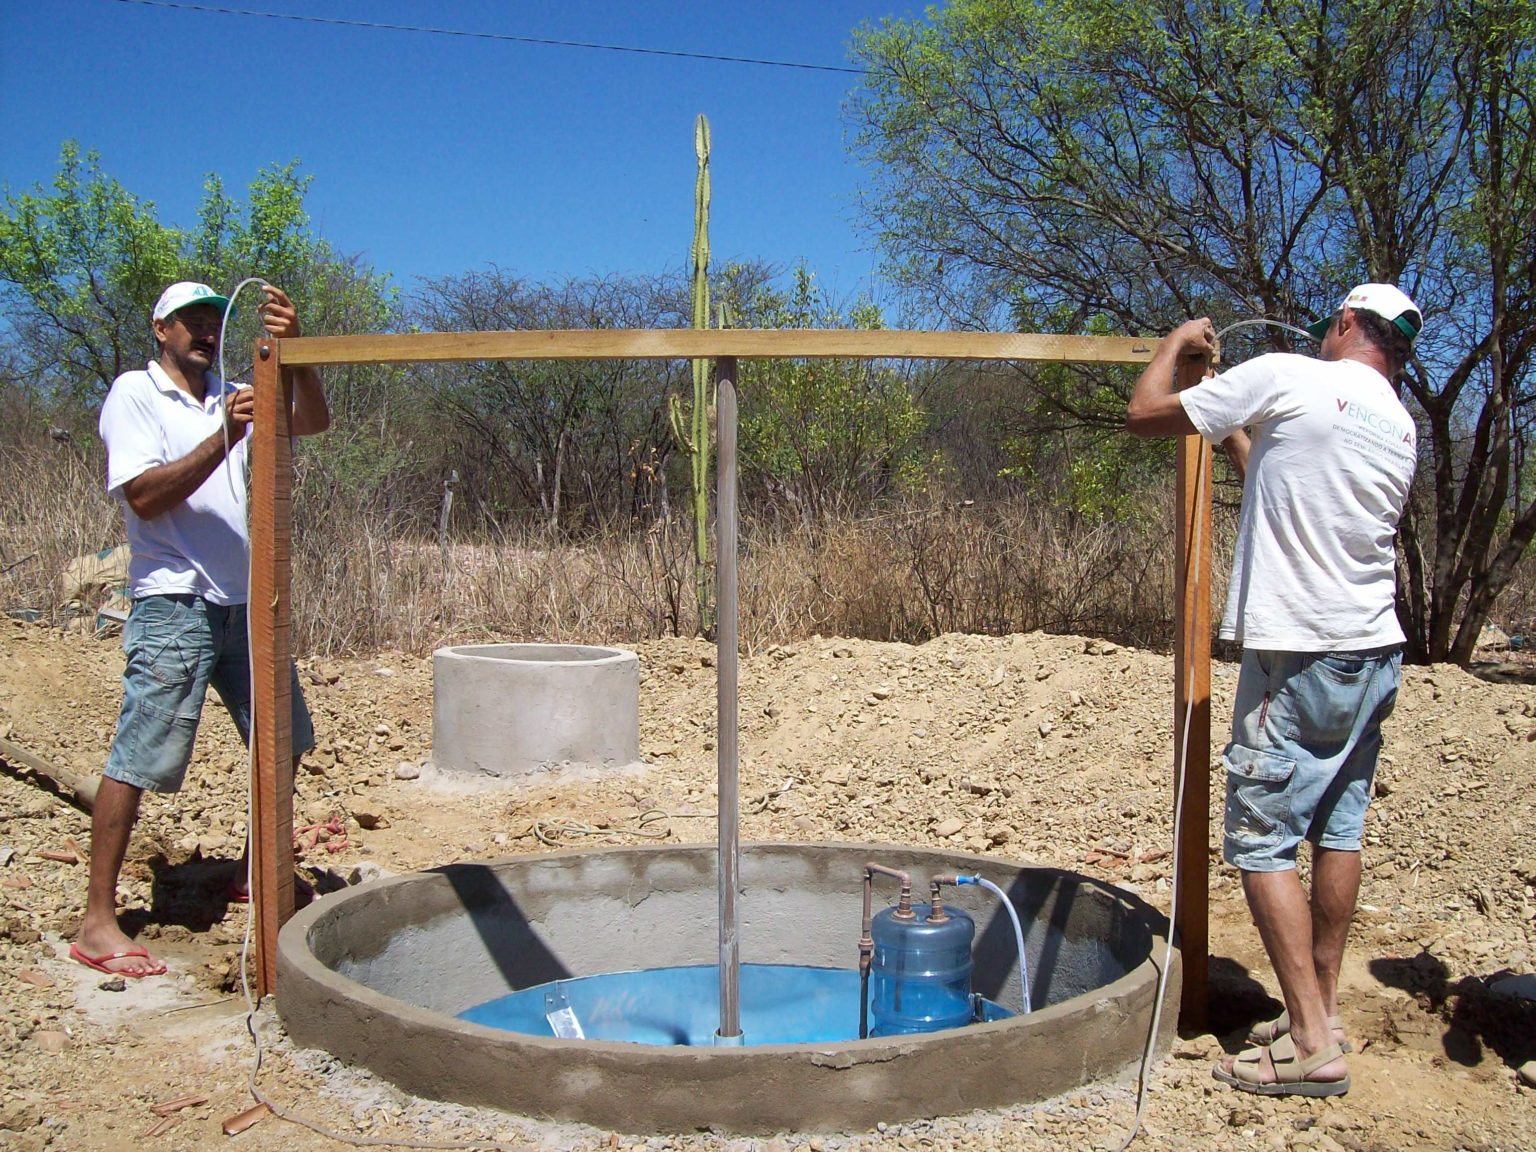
[247,328,1212,1030]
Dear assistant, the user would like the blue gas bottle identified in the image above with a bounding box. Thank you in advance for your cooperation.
[868,903,975,1036]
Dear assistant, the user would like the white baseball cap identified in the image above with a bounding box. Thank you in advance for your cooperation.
[152,281,230,323]
[1307,283,1423,342]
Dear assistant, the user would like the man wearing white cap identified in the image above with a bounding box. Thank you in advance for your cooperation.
[72,281,329,978]
[1126,284,1422,1097]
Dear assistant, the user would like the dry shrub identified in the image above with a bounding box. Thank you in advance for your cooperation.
[733,492,1185,650]
[12,427,1528,658]
[0,437,117,616]
[0,434,1243,658]
[291,505,705,654]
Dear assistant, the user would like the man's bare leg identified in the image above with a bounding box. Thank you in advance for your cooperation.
[1310,847,1363,1017]
[1220,868,1347,1083]
[230,755,310,902]
[74,777,163,975]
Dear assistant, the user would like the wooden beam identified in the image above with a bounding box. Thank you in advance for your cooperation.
[0,735,98,811]
[248,338,296,997]
[1173,352,1214,1032]
[276,329,1159,367]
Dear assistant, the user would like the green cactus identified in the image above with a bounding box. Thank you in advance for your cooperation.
[685,114,714,636]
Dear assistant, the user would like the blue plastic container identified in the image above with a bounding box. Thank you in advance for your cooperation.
[868,903,975,1036]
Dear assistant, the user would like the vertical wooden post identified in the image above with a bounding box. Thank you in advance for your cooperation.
[1174,352,1213,1031]
[249,337,296,997]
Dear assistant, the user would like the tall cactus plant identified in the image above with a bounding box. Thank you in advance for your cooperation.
[668,114,714,635]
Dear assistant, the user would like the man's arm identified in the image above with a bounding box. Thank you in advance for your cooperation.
[120,388,254,520]
[257,285,330,436]
[1222,429,1251,480]
[1125,318,1217,438]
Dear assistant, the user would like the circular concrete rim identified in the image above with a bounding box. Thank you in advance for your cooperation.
[434,643,634,666]
[277,843,1180,1135]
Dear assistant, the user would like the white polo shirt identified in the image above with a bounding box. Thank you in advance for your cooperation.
[99,361,250,605]
[1179,353,1417,651]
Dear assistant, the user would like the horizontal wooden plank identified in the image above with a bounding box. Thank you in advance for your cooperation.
[270,329,1158,367]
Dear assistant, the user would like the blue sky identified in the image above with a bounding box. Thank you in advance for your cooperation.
[1,0,928,300]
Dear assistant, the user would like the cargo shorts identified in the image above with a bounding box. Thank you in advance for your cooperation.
[1222,646,1402,872]
[104,593,315,793]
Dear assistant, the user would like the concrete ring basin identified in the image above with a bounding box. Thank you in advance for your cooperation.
[432,643,640,777]
[277,843,1179,1135]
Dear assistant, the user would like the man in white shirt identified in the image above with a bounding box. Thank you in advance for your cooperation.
[1126,284,1422,1097]
[72,281,328,978]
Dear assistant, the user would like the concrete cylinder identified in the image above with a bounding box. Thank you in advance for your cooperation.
[432,643,640,777]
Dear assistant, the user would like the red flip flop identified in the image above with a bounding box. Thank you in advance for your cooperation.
[226,875,315,905]
[69,942,167,978]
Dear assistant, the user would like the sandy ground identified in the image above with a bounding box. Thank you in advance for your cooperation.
[0,617,1533,1151]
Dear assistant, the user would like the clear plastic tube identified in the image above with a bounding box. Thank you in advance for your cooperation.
[959,874,1031,1015]
[218,277,271,502]
[1215,317,1317,344]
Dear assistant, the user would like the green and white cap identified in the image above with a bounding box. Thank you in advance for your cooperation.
[152,281,230,323]
[1307,283,1423,342]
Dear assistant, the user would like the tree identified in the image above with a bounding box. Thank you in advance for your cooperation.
[0,145,398,402]
[0,143,182,402]
[734,267,928,521]
[412,269,689,532]
[0,144,417,544]
[851,0,1535,663]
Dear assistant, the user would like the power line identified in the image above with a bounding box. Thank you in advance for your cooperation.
[107,0,870,75]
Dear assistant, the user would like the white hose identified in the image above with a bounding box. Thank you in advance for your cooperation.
[1215,317,1318,344]
[965,875,1032,1014]
[218,277,272,503]
[216,279,528,1152]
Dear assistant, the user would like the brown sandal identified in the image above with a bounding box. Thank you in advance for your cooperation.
[1246,1009,1353,1053]
[1213,1034,1350,1098]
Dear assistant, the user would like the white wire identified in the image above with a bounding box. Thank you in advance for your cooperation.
[1115,439,1206,1152]
[232,274,269,1093]
[1110,317,1320,1147]
[215,278,532,1152]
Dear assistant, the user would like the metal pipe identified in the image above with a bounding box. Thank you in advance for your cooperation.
[859,864,913,1039]
[714,356,741,1044]
[928,874,958,923]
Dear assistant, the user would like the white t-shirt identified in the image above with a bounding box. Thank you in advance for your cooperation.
[99,361,250,605]
[1179,353,1416,651]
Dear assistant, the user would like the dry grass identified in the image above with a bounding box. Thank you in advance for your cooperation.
[0,437,119,618]
[277,491,1196,657]
[8,432,1529,659]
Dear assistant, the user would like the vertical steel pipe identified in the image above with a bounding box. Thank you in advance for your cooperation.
[714,356,742,1043]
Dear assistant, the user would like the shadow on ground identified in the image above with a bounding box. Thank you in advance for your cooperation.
[1370,951,1536,1071]
[1201,954,1282,1051]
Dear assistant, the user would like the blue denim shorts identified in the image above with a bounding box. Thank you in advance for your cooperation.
[104,594,316,793]
[1222,646,1401,872]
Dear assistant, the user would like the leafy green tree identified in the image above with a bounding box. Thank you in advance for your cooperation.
[0,143,182,401]
[851,0,1535,663]
[0,143,417,541]
[735,267,928,521]
[0,144,397,399]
